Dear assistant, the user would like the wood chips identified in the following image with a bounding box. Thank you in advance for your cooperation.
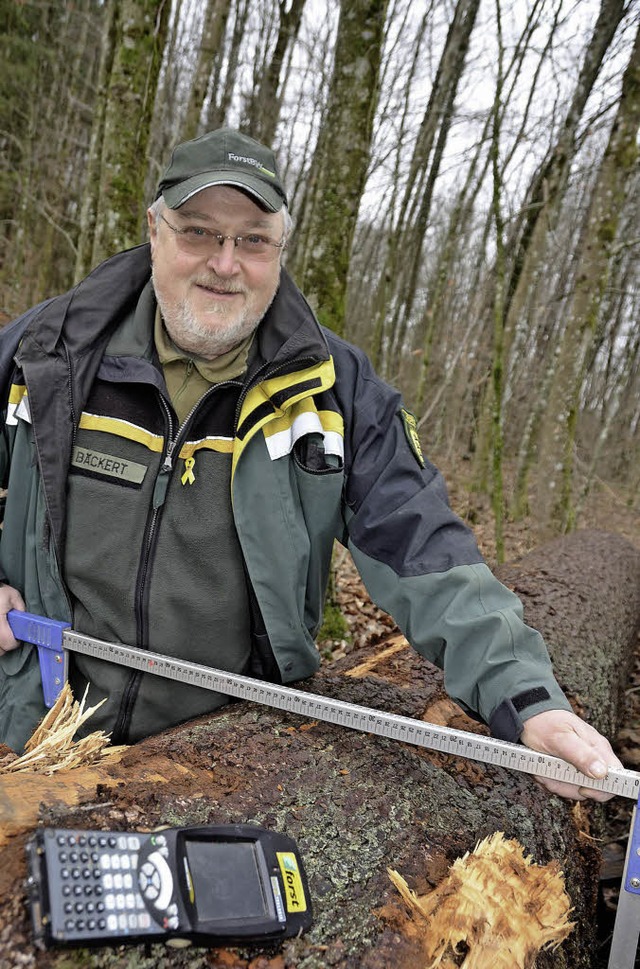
[388,830,574,968]
[0,683,126,774]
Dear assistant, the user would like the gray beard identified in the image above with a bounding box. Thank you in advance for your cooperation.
[151,268,272,360]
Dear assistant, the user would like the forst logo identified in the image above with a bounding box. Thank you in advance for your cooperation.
[277,852,307,913]
[285,868,300,907]
[227,152,276,178]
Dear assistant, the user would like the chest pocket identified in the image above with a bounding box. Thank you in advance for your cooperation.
[293,432,343,474]
[263,401,344,469]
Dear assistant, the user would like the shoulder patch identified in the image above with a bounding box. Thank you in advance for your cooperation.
[400,408,424,467]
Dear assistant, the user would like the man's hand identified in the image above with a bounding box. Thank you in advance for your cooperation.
[0,584,26,654]
[521,708,623,801]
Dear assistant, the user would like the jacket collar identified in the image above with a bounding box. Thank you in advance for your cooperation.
[252,268,330,374]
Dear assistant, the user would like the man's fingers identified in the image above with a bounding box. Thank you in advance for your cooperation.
[546,726,613,779]
[0,587,26,653]
[533,775,588,801]
[521,708,622,802]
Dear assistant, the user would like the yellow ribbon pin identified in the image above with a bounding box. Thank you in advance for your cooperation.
[181,456,196,485]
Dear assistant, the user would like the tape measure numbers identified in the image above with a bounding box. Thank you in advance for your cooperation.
[10,608,636,800]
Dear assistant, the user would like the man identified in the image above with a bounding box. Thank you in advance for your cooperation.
[0,128,620,800]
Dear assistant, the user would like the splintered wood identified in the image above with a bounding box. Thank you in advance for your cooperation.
[387,831,574,969]
[0,683,125,774]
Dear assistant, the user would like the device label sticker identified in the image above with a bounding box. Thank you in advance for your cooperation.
[270,875,286,922]
[277,852,307,913]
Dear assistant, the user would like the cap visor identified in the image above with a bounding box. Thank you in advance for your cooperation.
[163,172,284,212]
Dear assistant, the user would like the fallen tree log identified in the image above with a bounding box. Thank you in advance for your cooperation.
[0,529,639,968]
[495,528,640,738]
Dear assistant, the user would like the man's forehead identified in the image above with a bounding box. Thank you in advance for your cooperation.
[177,205,277,228]
[175,185,282,226]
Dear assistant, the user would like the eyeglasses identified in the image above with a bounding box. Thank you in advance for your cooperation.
[159,214,286,262]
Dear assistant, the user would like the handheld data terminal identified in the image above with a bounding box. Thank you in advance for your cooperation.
[25,823,312,949]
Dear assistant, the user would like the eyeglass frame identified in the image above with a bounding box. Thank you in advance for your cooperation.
[157,212,287,261]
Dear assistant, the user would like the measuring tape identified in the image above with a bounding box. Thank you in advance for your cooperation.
[8,609,640,800]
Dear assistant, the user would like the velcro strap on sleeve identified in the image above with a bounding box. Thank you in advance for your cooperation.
[489,698,524,742]
[489,687,551,742]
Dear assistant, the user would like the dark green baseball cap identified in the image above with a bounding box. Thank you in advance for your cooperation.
[157,128,288,212]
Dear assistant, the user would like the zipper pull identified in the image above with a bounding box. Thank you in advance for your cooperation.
[181,456,196,486]
[154,440,176,508]
[153,466,171,508]
[162,447,174,472]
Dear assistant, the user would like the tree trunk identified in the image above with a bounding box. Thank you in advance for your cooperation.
[181,0,231,142]
[206,0,250,130]
[384,0,481,378]
[242,0,307,144]
[74,0,118,281]
[0,2,104,312]
[75,0,170,276]
[495,529,640,737]
[489,0,507,563]
[502,0,626,332]
[287,0,388,337]
[371,0,480,374]
[535,21,640,534]
[498,0,628,519]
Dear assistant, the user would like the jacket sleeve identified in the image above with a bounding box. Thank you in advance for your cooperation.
[0,304,51,576]
[330,336,572,741]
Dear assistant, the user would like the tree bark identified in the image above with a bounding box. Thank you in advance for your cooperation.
[287,0,388,337]
[75,0,171,276]
[495,529,640,737]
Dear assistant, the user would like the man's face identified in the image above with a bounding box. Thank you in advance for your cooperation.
[148,185,285,360]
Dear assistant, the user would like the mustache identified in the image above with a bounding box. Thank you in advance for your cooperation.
[193,274,246,294]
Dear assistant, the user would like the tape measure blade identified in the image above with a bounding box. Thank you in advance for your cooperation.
[62,630,640,799]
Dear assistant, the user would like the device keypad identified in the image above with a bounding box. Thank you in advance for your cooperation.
[45,830,160,939]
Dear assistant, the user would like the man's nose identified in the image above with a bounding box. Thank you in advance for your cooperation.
[206,236,239,274]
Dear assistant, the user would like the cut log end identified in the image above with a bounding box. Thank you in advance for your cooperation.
[387,832,574,969]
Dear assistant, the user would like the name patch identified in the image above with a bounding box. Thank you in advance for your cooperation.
[71,446,147,485]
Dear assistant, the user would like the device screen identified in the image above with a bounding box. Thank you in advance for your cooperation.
[185,839,268,922]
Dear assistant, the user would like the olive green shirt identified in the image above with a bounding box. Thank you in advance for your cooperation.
[154,309,252,422]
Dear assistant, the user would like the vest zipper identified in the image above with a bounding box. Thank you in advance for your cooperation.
[37,343,77,623]
[111,380,241,744]
[111,393,176,743]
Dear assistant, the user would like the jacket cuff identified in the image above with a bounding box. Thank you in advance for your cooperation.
[489,687,551,742]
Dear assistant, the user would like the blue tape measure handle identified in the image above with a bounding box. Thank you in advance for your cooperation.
[7,609,71,707]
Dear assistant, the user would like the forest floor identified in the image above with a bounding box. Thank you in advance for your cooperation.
[319,455,640,967]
